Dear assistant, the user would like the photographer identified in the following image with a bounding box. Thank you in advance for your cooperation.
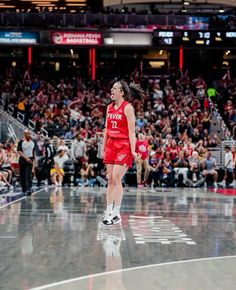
[159,158,175,187]
[76,162,97,187]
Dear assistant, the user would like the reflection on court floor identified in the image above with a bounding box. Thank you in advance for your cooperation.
[0,186,236,290]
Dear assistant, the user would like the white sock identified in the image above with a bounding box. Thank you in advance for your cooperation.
[113,205,120,213]
[106,203,113,212]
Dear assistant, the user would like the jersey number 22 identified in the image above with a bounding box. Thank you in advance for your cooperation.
[111,121,118,128]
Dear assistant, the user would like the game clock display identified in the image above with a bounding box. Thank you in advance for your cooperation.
[153,30,236,47]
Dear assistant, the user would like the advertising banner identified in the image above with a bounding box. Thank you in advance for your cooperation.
[51,31,102,45]
[0,31,39,44]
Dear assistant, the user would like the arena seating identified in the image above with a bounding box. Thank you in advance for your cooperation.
[1,70,232,188]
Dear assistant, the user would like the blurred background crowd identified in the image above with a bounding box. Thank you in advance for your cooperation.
[0,69,235,190]
[0,0,235,192]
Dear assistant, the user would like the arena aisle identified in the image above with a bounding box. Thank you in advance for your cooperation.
[0,186,236,290]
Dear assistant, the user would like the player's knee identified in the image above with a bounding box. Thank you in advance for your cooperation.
[107,175,113,185]
[112,174,122,186]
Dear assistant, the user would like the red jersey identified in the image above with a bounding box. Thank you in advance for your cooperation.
[106,101,129,139]
[135,140,149,160]
[166,145,180,160]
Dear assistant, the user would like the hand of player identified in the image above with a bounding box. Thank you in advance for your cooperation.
[132,152,141,162]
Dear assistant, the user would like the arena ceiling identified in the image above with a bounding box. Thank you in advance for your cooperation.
[104,0,236,14]
[0,0,89,11]
[104,0,236,7]
[0,0,235,13]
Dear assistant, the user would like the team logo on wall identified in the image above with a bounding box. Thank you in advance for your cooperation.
[51,32,102,45]
[52,32,62,44]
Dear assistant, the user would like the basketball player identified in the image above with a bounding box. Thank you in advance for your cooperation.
[102,80,144,225]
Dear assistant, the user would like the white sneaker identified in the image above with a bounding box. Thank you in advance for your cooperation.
[0,181,6,187]
[214,182,218,188]
[102,209,112,220]
[218,181,226,187]
[229,181,236,187]
[102,210,121,225]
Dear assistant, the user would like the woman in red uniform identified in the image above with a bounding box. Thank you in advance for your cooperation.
[102,80,143,225]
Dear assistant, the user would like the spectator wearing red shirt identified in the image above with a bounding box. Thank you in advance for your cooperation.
[191,99,201,112]
[166,140,180,161]
[135,133,150,188]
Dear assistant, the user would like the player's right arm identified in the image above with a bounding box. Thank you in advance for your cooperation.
[101,106,109,158]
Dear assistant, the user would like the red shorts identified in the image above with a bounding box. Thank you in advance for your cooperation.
[104,138,133,167]
[11,163,19,169]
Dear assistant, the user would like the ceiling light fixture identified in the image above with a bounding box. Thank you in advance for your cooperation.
[0,5,15,8]
[24,0,59,1]
[66,3,86,6]
[33,3,56,6]
[32,1,52,4]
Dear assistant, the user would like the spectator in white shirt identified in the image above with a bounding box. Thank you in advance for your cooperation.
[218,146,235,187]
[154,99,165,113]
[57,138,70,158]
[54,149,68,169]
[153,82,163,100]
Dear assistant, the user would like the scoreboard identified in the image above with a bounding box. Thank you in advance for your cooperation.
[153,30,236,47]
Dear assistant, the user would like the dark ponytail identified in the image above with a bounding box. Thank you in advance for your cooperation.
[119,80,145,100]
[129,82,145,100]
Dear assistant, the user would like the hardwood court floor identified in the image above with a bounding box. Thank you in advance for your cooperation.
[0,186,236,290]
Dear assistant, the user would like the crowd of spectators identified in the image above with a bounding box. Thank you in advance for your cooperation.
[0,70,219,141]
[0,68,235,190]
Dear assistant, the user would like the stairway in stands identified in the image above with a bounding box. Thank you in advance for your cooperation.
[0,106,36,143]
[208,103,233,167]
[211,111,227,141]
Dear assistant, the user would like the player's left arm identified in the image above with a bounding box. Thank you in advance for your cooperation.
[124,104,140,161]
